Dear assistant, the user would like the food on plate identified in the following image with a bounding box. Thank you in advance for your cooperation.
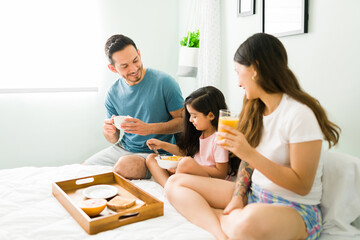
[80,198,107,217]
[162,156,184,161]
[155,155,186,169]
[107,196,136,211]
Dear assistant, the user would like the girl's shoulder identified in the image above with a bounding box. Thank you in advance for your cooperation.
[199,131,217,142]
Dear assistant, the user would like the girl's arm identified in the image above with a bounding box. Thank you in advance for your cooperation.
[200,162,228,179]
[146,138,184,156]
[218,125,322,196]
[199,137,230,179]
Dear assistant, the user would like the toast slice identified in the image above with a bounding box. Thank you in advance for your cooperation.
[107,196,136,211]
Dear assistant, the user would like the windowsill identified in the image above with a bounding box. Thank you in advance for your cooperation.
[0,87,99,94]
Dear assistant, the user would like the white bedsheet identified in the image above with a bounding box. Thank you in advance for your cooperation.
[0,164,213,240]
[0,164,356,240]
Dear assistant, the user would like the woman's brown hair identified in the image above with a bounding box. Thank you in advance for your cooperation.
[234,33,340,148]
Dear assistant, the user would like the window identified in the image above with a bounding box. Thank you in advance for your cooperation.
[0,0,102,93]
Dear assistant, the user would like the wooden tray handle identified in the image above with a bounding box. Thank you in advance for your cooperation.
[75,177,95,186]
[118,212,139,220]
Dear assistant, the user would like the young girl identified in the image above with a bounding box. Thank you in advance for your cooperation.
[165,33,341,240]
[146,86,233,187]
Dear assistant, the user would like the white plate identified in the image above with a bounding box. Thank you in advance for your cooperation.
[82,184,118,199]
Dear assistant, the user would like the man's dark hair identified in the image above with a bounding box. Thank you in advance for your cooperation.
[104,34,137,65]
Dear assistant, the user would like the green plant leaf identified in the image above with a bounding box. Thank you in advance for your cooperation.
[180,30,200,48]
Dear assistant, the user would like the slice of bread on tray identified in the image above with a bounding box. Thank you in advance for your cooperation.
[107,196,136,211]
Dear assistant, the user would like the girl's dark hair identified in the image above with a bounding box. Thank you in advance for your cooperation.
[104,34,137,65]
[228,155,241,177]
[234,33,340,148]
[176,86,240,176]
[177,86,227,156]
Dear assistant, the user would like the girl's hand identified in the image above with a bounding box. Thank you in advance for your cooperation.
[146,138,164,150]
[223,195,247,215]
[217,125,254,161]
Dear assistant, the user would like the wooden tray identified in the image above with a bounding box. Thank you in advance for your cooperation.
[52,172,163,234]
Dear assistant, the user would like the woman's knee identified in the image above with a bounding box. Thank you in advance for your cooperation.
[165,174,181,191]
[164,173,188,198]
[222,204,267,239]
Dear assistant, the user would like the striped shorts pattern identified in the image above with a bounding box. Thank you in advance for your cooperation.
[247,184,322,240]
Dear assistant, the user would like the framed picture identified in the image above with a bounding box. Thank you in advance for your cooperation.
[238,0,255,17]
[262,0,309,37]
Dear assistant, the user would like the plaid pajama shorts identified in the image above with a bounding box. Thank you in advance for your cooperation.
[247,184,322,240]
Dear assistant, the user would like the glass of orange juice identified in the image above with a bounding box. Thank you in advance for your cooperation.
[218,109,239,141]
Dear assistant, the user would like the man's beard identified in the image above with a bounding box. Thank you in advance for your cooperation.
[125,64,143,83]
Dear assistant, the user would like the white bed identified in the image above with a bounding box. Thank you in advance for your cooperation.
[0,151,359,240]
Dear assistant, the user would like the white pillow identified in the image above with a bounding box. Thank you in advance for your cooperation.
[320,150,360,237]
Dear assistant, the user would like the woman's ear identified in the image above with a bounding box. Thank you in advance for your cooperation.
[250,65,257,79]
[252,71,258,81]
[108,64,118,73]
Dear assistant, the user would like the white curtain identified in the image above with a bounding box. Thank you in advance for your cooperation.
[197,0,221,88]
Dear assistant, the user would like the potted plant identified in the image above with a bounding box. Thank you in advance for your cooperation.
[180,30,200,48]
[177,30,200,77]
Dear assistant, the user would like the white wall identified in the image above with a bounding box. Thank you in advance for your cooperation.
[220,0,360,157]
[0,0,180,169]
[177,0,199,98]
[2,0,358,169]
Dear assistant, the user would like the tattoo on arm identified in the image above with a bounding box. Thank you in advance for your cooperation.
[234,161,254,198]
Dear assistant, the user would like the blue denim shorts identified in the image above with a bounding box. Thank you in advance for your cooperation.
[247,184,322,240]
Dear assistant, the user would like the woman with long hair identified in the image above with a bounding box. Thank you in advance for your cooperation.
[165,33,340,240]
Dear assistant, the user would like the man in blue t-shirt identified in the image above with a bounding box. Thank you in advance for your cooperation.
[84,34,184,179]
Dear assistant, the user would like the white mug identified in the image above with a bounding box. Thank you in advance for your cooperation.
[113,116,129,130]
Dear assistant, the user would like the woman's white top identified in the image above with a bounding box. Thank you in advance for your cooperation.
[252,94,324,205]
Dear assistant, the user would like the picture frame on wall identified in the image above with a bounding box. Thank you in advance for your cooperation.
[262,0,309,37]
[238,0,255,17]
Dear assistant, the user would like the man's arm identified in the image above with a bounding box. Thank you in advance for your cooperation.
[148,108,184,134]
[122,108,184,135]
